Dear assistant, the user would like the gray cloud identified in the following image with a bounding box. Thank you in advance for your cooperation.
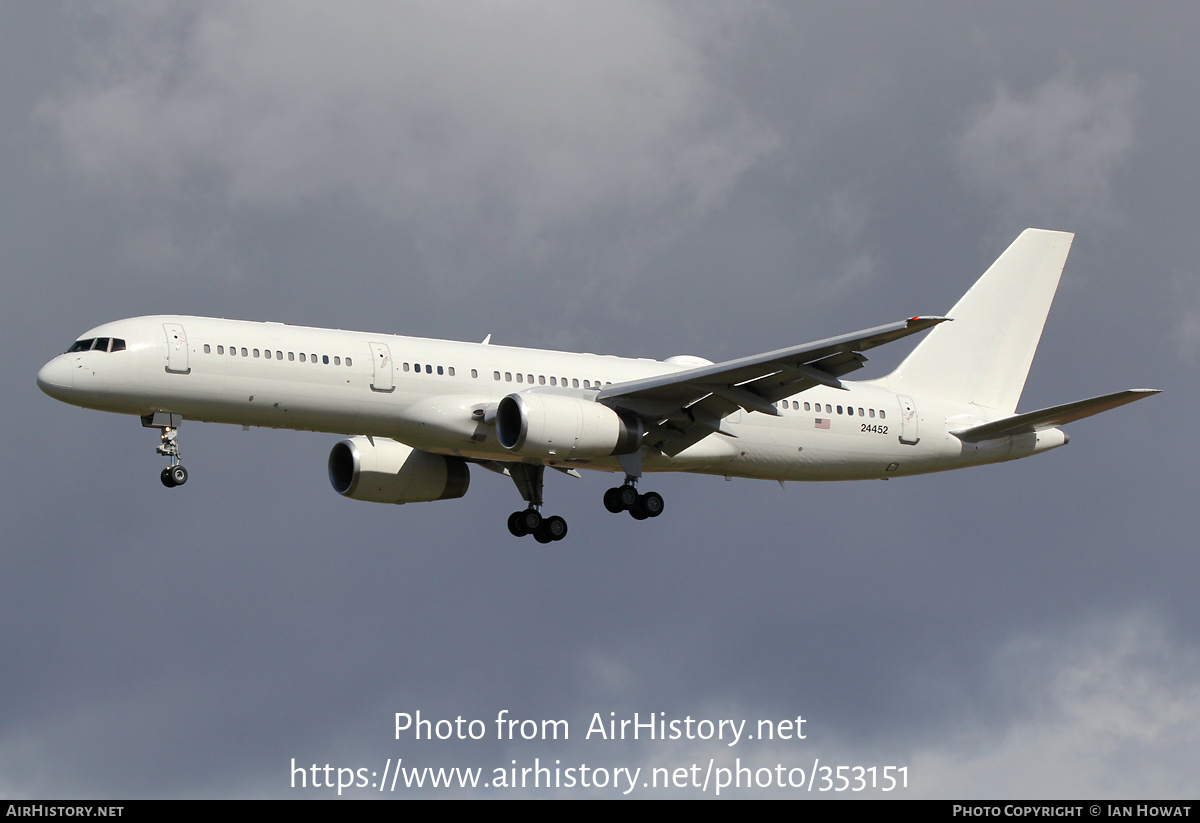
[36,2,777,257]
[5,2,1194,799]
[955,71,1138,227]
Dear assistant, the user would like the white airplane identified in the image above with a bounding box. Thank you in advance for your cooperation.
[38,229,1157,542]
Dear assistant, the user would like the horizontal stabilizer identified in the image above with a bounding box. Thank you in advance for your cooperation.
[952,389,1161,443]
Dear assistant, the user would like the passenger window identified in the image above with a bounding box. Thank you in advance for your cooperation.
[345,357,351,366]
[494,371,501,381]
[300,353,306,362]
[265,350,272,359]
[473,369,480,379]
[804,402,810,411]
[311,354,317,363]
[517,374,523,383]
[848,407,854,416]
[254,349,260,358]
[217,345,224,355]
[539,375,545,385]
[323,355,329,364]
[572,379,579,388]
[448,367,455,376]
[288,352,295,361]
[204,344,211,354]
[550,377,557,386]
[334,356,340,365]
[869,409,875,418]
[879,410,886,419]
[241,348,248,357]
[583,380,591,388]
[437,366,443,375]
[505,372,512,382]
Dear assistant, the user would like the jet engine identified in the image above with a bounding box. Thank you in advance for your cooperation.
[495,392,642,460]
[328,436,469,504]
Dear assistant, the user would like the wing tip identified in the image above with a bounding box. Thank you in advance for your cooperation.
[907,315,951,327]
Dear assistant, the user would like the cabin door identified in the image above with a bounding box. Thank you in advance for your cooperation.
[369,342,395,392]
[897,395,919,445]
[163,323,190,374]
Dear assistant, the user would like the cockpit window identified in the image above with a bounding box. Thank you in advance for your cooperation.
[66,337,127,353]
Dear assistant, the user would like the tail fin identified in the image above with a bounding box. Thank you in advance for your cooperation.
[886,228,1074,415]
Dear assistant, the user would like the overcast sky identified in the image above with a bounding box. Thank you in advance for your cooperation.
[2,2,1196,798]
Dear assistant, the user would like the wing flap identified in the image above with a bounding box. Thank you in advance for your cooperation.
[599,316,948,456]
[599,316,945,407]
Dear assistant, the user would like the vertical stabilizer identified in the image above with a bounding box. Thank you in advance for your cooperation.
[886,229,1074,415]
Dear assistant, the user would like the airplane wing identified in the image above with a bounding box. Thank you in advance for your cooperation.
[951,388,1161,443]
[598,316,948,456]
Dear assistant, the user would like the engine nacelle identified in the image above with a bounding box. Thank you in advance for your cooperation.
[328,436,469,504]
[495,392,642,460]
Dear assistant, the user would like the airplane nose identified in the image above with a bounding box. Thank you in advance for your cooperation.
[37,356,74,398]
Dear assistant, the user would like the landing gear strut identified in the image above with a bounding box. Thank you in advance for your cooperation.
[506,464,568,543]
[143,413,189,488]
[603,476,664,520]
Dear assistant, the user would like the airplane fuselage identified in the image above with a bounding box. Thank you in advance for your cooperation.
[37,314,1065,485]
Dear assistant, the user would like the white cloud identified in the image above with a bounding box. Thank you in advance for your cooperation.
[955,71,1138,226]
[1172,271,1200,361]
[908,613,1200,798]
[818,189,880,300]
[36,2,776,253]
[548,613,1200,798]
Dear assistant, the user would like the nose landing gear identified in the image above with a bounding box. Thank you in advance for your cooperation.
[143,413,189,488]
[160,463,188,488]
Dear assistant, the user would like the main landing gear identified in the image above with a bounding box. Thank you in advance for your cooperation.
[603,478,664,520]
[507,508,568,543]
[502,462,663,542]
[506,464,568,543]
[143,413,189,488]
